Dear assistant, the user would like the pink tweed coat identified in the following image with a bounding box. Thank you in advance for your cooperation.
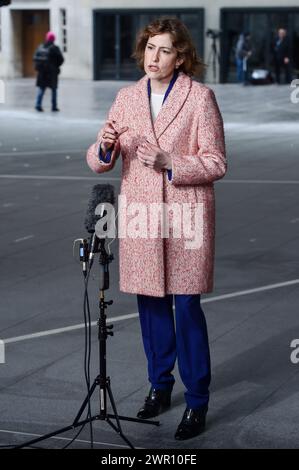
[86,71,226,297]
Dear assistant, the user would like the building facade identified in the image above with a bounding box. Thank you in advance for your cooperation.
[0,0,299,83]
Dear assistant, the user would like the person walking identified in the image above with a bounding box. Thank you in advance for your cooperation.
[33,31,64,112]
[86,17,227,441]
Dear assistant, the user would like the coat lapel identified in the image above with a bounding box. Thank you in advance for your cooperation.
[135,74,157,145]
[154,72,192,139]
[136,71,192,143]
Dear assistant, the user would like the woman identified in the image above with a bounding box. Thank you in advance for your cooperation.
[86,17,226,441]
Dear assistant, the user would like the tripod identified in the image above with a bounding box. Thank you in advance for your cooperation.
[15,238,159,449]
[207,35,221,84]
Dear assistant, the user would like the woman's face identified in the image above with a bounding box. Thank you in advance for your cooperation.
[144,33,183,81]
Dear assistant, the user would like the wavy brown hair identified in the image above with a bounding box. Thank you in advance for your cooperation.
[132,16,205,78]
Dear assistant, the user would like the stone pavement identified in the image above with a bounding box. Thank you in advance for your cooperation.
[0,78,298,449]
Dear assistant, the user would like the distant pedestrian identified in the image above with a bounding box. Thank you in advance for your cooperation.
[235,32,253,85]
[33,32,64,112]
[273,28,292,84]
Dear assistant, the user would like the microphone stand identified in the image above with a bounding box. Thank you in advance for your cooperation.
[207,34,221,84]
[15,236,159,449]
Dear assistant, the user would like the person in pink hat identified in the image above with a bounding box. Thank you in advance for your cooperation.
[33,31,64,112]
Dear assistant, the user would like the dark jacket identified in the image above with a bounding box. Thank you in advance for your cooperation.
[273,36,291,63]
[235,35,252,60]
[241,37,252,59]
[34,41,64,89]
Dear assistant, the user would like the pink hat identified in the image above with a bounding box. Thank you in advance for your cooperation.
[46,31,56,43]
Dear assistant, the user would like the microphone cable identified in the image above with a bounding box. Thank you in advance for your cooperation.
[62,259,94,449]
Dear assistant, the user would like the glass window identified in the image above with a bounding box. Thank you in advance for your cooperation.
[293,14,299,74]
[94,10,204,80]
[100,14,115,67]
[60,9,67,53]
[180,13,204,58]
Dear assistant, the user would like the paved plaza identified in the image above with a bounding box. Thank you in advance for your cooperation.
[0,78,298,449]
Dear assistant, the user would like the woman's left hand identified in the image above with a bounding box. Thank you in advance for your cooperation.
[136,140,172,171]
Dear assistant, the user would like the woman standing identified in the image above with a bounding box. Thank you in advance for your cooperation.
[87,17,226,441]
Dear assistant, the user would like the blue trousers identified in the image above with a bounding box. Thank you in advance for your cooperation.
[236,58,244,83]
[36,87,57,109]
[137,294,211,410]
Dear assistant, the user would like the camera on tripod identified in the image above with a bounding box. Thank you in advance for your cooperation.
[0,1,11,7]
[206,29,221,39]
[206,29,222,83]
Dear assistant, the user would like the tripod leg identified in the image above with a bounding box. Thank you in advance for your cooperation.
[72,378,98,425]
[106,418,135,449]
[106,381,125,432]
[207,49,212,70]
[14,416,99,449]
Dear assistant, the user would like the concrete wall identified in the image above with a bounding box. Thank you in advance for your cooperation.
[50,0,93,79]
[0,7,15,77]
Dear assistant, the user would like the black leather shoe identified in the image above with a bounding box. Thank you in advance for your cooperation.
[52,107,60,112]
[137,387,171,419]
[174,406,208,440]
[35,106,44,112]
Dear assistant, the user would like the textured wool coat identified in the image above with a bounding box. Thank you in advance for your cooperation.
[86,71,226,297]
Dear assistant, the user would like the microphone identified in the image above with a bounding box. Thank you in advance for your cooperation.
[85,184,115,233]
[79,238,89,277]
[85,184,115,269]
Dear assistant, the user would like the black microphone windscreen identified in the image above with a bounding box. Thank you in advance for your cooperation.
[85,184,115,233]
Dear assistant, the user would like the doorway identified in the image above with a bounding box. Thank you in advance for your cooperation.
[22,10,50,77]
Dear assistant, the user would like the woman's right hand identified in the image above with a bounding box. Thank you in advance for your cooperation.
[100,120,128,154]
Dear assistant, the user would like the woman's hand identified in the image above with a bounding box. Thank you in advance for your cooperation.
[101,120,128,154]
[136,139,172,171]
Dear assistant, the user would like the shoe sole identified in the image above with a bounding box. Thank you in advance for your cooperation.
[174,424,206,440]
